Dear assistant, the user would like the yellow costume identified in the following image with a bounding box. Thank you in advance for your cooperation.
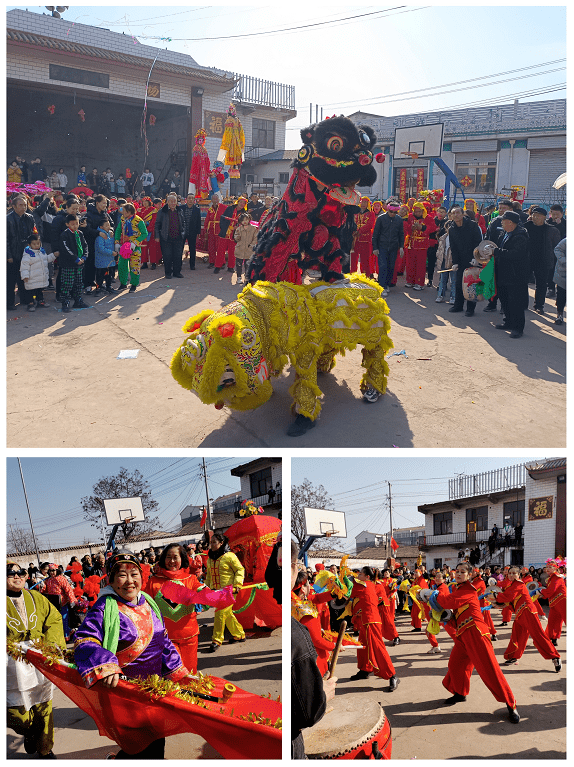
[206,551,246,646]
[218,104,245,167]
[171,275,393,422]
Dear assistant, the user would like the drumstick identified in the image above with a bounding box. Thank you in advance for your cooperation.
[436,268,455,273]
[326,620,347,679]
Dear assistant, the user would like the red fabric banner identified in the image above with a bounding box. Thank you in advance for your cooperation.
[162,581,234,610]
[200,507,207,527]
[25,649,281,759]
[391,537,399,551]
[399,169,407,202]
[416,168,425,194]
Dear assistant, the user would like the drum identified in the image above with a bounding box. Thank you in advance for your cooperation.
[462,266,482,302]
[303,696,392,759]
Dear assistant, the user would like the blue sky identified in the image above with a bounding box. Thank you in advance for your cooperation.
[291,455,556,551]
[7,457,244,550]
[7,5,566,147]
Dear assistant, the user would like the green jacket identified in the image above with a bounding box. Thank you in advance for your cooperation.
[7,589,66,649]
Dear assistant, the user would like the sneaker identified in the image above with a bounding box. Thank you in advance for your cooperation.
[427,279,433,287]
[547,288,556,297]
[427,646,441,654]
[27,303,36,312]
[404,282,414,288]
[435,295,445,303]
[84,286,94,294]
[207,642,219,653]
[388,675,400,692]
[73,299,90,309]
[555,316,563,325]
[391,636,400,646]
[382,289,389,297]
[449,298,455,304]
[491,635,498,641]
[553,657,562,672]
[506,705,520,724]
[413,284,423,291]
[411,627,422,632]
[36,301,47,308]
[229,635,246,643]
[362,386,381,403]
[535,307,544,315]
[62,300,71,313]
[117,284,128,291]
[483,304,497,312]
[213,267,221,274]
[129,285,136,293]
[551,638,558,646]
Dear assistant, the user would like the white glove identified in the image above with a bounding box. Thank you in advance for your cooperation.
[451,264,458,272]
[483,244,495,255]
[114,243,121,252]
[130,241,136,251]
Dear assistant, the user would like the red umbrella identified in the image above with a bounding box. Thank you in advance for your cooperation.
[69,186,94,197]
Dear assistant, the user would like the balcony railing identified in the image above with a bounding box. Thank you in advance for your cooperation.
[448,464,525,500]
[232,74,295,110]
[232,492,282,517]
[419,530,491,547]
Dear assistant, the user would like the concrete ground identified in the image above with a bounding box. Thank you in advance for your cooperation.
[7,253,566,447]
[6,614,281,760]
[306,607,566,760]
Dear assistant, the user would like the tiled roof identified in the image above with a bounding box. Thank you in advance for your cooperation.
[7,28,237,86]
[526,458,566,471]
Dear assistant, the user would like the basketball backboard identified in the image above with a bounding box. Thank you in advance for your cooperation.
[103,497,145,526]
[303,507,347,539]
[393,123,444,160]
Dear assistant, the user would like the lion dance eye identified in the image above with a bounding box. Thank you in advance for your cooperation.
[359,130,370,146]
[326,135,344,153]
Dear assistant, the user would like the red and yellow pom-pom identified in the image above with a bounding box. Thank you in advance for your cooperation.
[375,153,385,163]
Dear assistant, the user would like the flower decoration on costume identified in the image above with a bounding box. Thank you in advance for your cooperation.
[240,500,264,517]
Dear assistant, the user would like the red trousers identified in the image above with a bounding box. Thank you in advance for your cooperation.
[351,241,373,275]
[378,604,398,641]
[505,609,560,661]
[442,626,516,707]
[172,634,198,675]
[502,606,512,623]
[546,600,566,640]
[405,247,426,286]
[141,240,161,264]
[483,609,497,636]
[215,238,236,268]
[411,601,423,629]
[427,629,439,648]
[357,622,395,679]
[207,232,217,264]
[533,599,545,617]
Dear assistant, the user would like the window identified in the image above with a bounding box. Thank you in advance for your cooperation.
[433,511,452,536]
[253,118,275,149]
[466,506,488,532]
[455,162,496,194]
[249,467,272,497]
[503,500,525,527]
[434,558,443,570]
[49,64,109,89]
[262,178,275,184]
[279,172,289,184]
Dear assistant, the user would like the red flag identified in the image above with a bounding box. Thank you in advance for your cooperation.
[200,507,207,527]
[391,537,399,551]
[162,581,234,610]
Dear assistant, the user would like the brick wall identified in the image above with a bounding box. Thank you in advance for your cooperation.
[523,473,557,564]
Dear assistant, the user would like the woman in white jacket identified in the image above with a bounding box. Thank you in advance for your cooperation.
[19,233,55,311]
[233,212,258,283]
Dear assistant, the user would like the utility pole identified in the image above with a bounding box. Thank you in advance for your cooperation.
[388,481,394,563]
[17,458,41,567]
[201,458,213,531]
[309,103,312,123]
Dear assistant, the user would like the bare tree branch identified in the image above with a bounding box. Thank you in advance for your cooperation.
[7,525,42,556]
[291,478,333,550]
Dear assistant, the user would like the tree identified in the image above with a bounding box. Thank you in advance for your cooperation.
[80,467,161,544]
[7,524,41,556]
[291,478,333,551]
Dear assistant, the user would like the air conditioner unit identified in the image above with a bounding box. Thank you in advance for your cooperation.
[246,174,256,183]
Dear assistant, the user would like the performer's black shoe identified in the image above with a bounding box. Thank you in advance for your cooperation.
[551,638,558,646]
[287,414,316,437]
[230,636,246,643]
[491,635,498,641]
[443,693,466,705]
[553,657,562,672]
[207,642,219,652]
[506,704,520,724]
[498,622,508,627]
[350,670,371,681]
[391,637,400,646]
[388,675,400,692]
[503,658,518,665]
[23,735,37,754]
[411,627,422,632]
[213,267,221,274]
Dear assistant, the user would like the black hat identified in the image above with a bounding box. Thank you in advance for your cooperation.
[498,199,513,208]
[106,549,142,577]
[501,211,520,223]
[531,206,548,216]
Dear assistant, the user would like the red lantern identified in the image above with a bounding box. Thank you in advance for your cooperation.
[149,114,156,126]
[78,109,85,122]
[48,104,55,115]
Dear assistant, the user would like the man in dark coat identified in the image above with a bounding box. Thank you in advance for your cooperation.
[372,199,405,295]
[483,199,514,313]
[7,196,37,309]
[448,206,483,317]
[179,193,202,270]
[523,206,561,314]
[30,157,48,184]
[154,192,186,278]
[490,211,530,338]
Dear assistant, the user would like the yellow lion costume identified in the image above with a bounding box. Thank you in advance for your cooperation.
[171,275,393,436]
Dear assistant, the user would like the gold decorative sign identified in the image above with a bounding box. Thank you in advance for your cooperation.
[147,82,160,98]
[204,111,227,138]
[528,496,553,521]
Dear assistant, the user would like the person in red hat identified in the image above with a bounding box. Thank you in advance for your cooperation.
[351,197,376,277]
[404,202,437,290]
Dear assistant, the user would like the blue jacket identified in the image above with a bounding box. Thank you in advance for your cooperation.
[94,228,116,269]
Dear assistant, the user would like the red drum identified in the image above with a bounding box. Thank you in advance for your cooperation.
[304,696,392,759]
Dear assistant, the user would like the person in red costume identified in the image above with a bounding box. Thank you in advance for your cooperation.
[424,561,520,724]
[498,567,513,626]
[519,566,546,620]
[404,202,437,290]
[464,199,487,235]
[349,567,399,690]
[351,197,376,276]
[540,559,566,645]
[144,543,206,674]
[214,196,247,273]
[495,566,561,670]
[410,568,428,632]
[204,194,222,268]
[373,569,399,645]
[291,571,337,677]
[472,569,498,642]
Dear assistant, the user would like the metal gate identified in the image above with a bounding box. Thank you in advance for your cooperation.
[527,148,566,204]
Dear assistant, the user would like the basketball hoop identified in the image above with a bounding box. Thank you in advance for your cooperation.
[401,152,419,160]
[324,530,339,538]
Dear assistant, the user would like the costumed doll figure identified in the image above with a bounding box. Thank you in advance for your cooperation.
[246,115,381,284]
[351,197,376,276]
[7,561,66,759]
[114,202,148,292]
[189,128,211,198]
[170,275,393,437]
[404,202,437,289]
[217,103,245,176]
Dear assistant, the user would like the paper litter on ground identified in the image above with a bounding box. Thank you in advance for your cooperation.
[117,349,140,359]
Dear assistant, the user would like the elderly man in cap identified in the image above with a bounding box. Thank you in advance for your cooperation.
[482,211,530,338]
[372,198,405,296]
[7,560,66,758]
[524,206,561,314]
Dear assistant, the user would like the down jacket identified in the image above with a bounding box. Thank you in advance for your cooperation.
[233,222,258,260]
[553,238,566,290]
[19,246,55,289]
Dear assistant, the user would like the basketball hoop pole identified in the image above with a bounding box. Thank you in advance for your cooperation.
[299,533,333,567]
[105,516,135,554]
